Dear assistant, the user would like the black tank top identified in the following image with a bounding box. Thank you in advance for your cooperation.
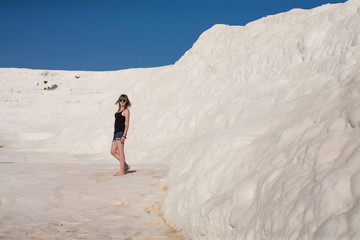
[114,110,126,133]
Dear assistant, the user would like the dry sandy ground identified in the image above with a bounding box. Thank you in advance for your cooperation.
[0,153,185,240]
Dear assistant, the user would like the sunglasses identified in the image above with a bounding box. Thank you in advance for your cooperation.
[119,99,126,103]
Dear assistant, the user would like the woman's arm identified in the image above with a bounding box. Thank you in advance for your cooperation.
[121,109,130,142]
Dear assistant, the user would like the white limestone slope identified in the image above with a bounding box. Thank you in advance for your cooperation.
[0,0,360,239]
[161,0,360,239]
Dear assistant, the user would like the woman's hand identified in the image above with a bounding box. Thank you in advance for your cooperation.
[121,136,126,143]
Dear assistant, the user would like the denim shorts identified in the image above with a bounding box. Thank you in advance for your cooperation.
[113,131,124,142]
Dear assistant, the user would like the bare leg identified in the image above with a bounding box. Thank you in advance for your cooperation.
[116,140,125,175]
[110,140,128,176]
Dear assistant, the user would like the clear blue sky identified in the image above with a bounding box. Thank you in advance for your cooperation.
[0,0,347,71]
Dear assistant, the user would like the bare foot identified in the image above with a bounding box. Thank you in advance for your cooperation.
[125,164,131,173]
[113,171,126,176]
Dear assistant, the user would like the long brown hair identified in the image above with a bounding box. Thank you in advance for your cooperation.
[115,94,132,110]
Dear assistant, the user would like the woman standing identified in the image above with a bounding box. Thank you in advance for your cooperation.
[111,94,131,176]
